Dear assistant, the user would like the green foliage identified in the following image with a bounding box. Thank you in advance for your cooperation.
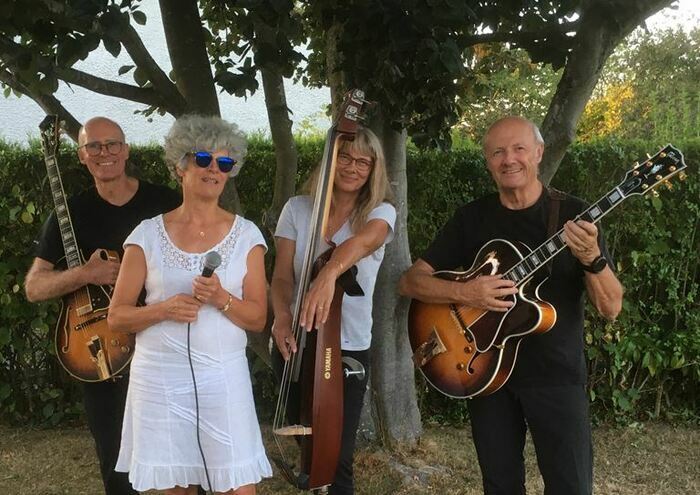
[456,46,562,140]
[1,138,697,425]
[303,0,581,148]
[579,27,700,142]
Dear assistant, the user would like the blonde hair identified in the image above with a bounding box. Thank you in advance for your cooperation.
[304,127,394,232]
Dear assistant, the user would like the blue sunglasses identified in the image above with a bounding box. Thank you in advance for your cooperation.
[192,151,237,173]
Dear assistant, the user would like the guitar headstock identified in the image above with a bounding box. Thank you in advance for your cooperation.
[335,89,369,134]
[619,145,688,197]
[39,114,61,157]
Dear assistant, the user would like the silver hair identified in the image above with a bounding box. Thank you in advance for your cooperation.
[163,114,247,181]
[482,116,544,152]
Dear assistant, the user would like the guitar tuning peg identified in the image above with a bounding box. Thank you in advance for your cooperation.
[651,190,660,198]
[633,161,641,169]
[646,153,652,159]
[664,181,673,191]
[678,172,687,181]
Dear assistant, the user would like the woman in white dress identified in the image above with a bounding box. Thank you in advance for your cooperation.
[270,127,395,495]
[109,115,272,495]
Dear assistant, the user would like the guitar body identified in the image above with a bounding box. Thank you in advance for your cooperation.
[408,239,556,398]
[54,249,135,382]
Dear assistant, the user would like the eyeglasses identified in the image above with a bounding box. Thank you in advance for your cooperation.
[81,141,123,156]
[337,152,373,172]
[190,151,237,174]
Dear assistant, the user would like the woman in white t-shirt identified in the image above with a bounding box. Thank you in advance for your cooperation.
[271,127,396,495]
[109,115,271,495]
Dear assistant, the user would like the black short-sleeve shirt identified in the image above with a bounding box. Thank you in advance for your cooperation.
[33,181,181,267]
[422,189,613,387]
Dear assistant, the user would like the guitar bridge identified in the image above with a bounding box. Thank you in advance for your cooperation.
[87,336,112,381]
[274,425,313,436]
[412,327,447,368]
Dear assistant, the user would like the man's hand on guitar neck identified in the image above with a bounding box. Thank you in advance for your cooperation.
[83,249,121,286]
[25,249,120,303]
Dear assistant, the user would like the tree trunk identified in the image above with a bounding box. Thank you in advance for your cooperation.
[159,0,220,116]
[369,117,422,447]
[539,0,673,183]
[261,67,298,235]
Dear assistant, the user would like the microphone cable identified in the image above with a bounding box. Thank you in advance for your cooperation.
[187,321,214,495]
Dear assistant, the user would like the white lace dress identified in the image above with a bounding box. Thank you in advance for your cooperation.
[115,214,272,492]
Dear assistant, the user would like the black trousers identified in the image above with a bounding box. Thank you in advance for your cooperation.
[467,384,593,495]
[273,347,370,495]
[82,377,137,495]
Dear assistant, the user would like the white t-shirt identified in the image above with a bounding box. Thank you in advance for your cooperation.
[275,195,396,351]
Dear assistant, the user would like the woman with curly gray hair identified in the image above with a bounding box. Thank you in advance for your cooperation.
[109,115,272,495]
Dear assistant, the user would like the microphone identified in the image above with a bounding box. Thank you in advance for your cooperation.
[201,251,222,278]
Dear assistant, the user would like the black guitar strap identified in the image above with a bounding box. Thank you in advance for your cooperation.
[544,186,566,277]
[547,186,566,237]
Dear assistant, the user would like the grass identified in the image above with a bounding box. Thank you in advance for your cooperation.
[0,422,698,494]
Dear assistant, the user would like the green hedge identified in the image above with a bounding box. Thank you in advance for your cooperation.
[0,137,697,426]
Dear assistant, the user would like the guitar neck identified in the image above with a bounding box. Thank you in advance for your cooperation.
[43,151,82,269]
[503,186,628,285]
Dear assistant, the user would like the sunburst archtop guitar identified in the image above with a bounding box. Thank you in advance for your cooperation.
[408,145,688,399]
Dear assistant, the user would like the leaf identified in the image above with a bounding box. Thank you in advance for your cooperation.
[118,65,135,76]
[42,402,55,419]
[103,37,122,58]
[132,10,147,25]
[670,355,685,369]
[21,211,33,224]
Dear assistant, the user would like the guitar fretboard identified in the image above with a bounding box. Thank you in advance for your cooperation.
[43,153,81,268]
[502,186,628,286]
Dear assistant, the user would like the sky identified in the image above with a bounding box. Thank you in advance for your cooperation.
[0,0,697,145]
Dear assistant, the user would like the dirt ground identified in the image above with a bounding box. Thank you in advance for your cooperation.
[0,422,698,494]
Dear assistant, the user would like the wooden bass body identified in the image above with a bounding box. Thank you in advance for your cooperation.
[408,239,557,398]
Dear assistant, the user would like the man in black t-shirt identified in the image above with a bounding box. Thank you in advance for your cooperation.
[399,116,623,495]
[25,117,181,495]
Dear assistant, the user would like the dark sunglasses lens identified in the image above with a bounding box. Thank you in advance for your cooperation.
[216,157,235,173]
[194,152,212,168]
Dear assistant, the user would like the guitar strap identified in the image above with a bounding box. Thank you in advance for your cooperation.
[547,186,566,237]
[544,186,566,277]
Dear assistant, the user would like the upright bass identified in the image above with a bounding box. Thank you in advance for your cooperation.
[273,90,368,493]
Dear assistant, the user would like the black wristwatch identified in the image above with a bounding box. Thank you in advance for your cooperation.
[581,255,608,274]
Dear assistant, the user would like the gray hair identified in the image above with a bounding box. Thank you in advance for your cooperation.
[163,114,247,181]
[482,116,544,153]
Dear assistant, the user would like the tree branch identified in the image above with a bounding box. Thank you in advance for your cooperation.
[116,23,188,116]
[0,34,170,113]
[0,70,81,142]
[458,20,581,47]
[55,67,164,107]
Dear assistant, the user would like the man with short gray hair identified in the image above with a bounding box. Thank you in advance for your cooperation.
[25,117,181,494]
[400,116,623,494]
